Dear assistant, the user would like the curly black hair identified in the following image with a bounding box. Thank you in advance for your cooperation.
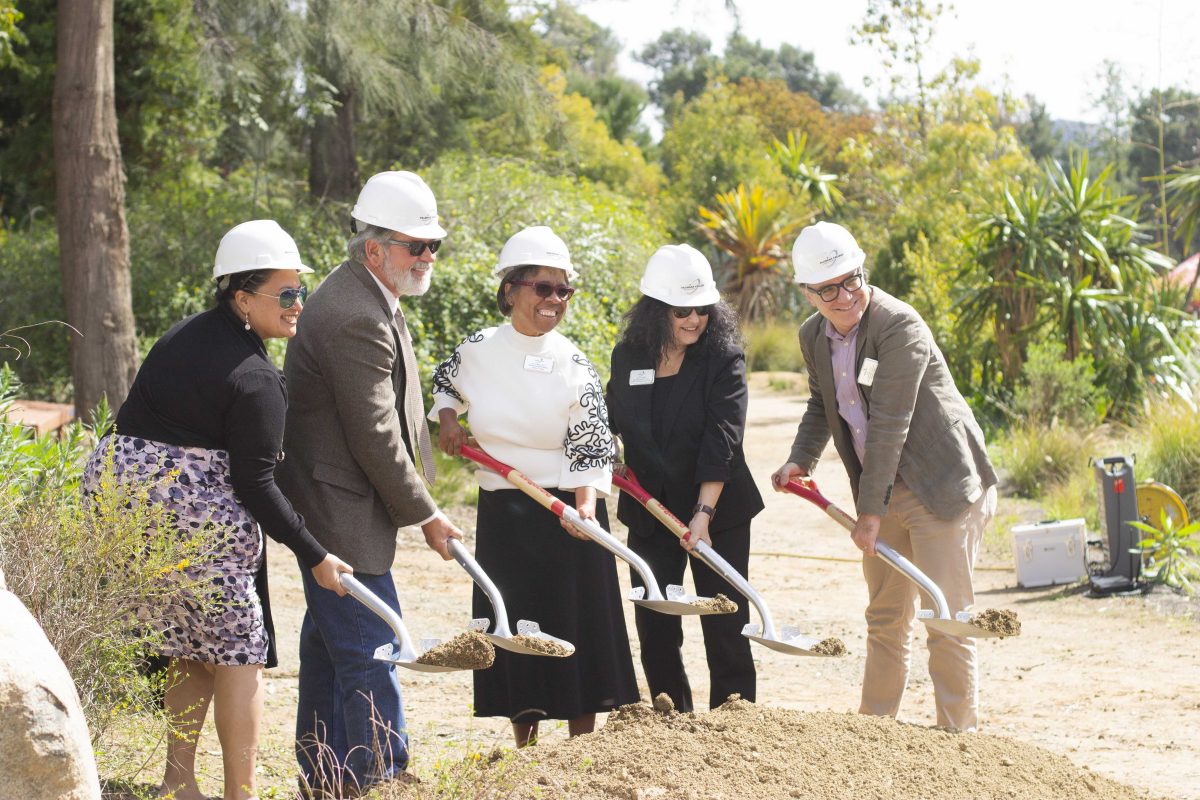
[617,296,741,363]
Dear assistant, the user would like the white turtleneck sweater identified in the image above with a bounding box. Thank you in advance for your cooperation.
[429,324,613,494]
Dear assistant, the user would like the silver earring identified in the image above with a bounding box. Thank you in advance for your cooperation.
[244,314,251,331]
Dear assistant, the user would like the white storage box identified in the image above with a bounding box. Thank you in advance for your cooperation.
[1011,519,1087,588]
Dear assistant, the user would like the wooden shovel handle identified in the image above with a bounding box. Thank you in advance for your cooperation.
[460,445,571,518]
[610,470,694,542]
[780,477,857,532]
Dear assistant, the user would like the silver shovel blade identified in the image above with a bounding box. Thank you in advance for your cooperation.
[468,617,576,657]
[741,623,831,657]
[371,642,465,673]
[628,585,728,616]
[917,610,1006,639]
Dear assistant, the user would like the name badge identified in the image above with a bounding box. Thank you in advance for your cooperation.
[858,358,879,387]
[524,354,554,373]
[629,369,655,386]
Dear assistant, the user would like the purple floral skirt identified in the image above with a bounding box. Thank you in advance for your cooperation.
[84,434,268,665]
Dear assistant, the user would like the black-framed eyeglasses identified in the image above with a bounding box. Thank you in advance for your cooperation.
[508,279,577,301]
[388,238,442,257]
[671,305,712,319]
[248,286,308,309]
[803,272,864,303]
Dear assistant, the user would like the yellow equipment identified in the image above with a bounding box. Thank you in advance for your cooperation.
[1136,482,1189,529]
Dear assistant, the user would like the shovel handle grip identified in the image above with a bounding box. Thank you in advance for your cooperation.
[461,445,570,517]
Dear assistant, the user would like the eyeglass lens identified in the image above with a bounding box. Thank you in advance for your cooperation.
[512,279,575,300]
[390,239,442,256]
[811,272,864,302]
[277,286,307,308]
[671,305,713,318]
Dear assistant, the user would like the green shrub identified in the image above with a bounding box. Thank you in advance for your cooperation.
[0,369,202,769]
[1130,516,1200,594]
[1011,341,1106,427]
[744,319,804,373]
[1139,398,1200,514]
[995,420,1096,498]
[1041,463,1101,533]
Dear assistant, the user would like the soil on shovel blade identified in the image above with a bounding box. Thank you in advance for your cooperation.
[689,593,738,613]
[811,637,847,656]
[508,634,572,656]
[414,631,495,669]
[969,608,1022,637]
[470,697,1156,800]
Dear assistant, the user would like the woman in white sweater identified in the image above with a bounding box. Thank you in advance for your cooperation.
[430,226,638,747]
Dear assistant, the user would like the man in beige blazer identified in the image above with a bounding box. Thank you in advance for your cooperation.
[279,171,463,795]
[772,222,997,732]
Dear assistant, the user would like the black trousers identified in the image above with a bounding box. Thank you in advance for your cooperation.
[627,521,756,712]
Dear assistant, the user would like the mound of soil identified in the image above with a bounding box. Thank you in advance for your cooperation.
[691,593,738,613]
[489,698,1152,800]
[414,631,494,669]
[508,634,572,657]
[811,637,847,656]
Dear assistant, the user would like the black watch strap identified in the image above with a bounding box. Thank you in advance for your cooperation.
[692,502,716,518]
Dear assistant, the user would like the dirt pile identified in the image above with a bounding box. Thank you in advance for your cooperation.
[811,637,847,656]
[508,634,572,657]
[970,608,1021,637]
[414,631,494,669]
[487,698,1153,800]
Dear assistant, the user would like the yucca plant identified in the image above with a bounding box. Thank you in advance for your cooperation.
[696,183,808,322]
[1130,513,1200,595]
[771,131,845,213]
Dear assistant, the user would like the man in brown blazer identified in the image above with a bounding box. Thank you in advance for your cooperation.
[278,171,463,795]
[772,221,997,732]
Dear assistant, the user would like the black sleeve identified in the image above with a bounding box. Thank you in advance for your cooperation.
[695,346,749,484]
[225,368,328,568]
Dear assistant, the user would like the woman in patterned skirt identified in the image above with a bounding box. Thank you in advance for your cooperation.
[429,226,639,747]
[83,220,351,800]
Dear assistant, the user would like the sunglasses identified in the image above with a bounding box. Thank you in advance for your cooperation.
[671,305,712,319]
[248,286,308,309]
[508,279,577,300]
[388,238,442,257]
[803,272,864,303]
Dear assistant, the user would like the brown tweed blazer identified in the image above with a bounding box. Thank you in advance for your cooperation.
[277,260,437,573]
[788,287,997,520]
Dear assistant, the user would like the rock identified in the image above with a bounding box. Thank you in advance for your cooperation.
[0,585,101,800]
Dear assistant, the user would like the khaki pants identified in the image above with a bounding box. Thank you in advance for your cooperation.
[859,482,991,731]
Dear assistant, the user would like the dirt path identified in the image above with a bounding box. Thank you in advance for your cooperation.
[238,384,1200,798]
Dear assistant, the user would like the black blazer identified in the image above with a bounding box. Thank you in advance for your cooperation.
[607,339,764,537]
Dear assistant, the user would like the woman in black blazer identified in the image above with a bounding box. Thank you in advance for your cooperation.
[607,244,764,712]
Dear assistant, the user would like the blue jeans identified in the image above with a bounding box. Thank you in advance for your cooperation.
[295,567,408,794]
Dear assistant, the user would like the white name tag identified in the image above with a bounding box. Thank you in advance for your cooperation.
[629,369,655,386]
[524,354,554,373]
[858,357,879,387]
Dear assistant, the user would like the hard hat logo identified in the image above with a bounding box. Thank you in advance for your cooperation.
[680,279,704,294]
[819,250,845,267]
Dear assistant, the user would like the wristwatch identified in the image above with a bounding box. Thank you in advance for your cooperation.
[692,503,716,518]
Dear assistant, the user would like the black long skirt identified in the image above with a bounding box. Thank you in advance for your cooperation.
[472,487,640,722]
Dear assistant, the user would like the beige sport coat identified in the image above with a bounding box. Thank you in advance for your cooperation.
[278,260,437,573]
[788,287,997,520]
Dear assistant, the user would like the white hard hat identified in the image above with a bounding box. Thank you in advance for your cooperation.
[791,221,866,284]
[213,220,312,280]
[494,226,578,281]
[639,244,721,306]
[351,170,447,239]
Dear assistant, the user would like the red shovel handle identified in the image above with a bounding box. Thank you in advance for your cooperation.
[778,477,857,532]
[610,469,694,543]
[460,445,571,518]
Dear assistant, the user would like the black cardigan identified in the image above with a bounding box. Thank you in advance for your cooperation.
[607,339,764,536]
[115,304,326,568]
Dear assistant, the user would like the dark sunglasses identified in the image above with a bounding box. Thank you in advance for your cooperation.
[671,305,712,319]
[388,238,442,256]
[803,271,864,303]
[508,279,577,300]
[248,286,308,309]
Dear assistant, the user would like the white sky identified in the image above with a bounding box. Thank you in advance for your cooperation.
[576,0,1200,124]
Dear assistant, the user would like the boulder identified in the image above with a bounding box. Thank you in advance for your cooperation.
[0,580,101,800]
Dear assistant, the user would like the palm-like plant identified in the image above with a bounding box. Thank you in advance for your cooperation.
[960,153,1192,416]
[771,131,844,213]
[696,183,808,322]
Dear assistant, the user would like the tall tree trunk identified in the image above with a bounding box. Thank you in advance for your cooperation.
[308,87,358,201]
[52,0,137,422]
